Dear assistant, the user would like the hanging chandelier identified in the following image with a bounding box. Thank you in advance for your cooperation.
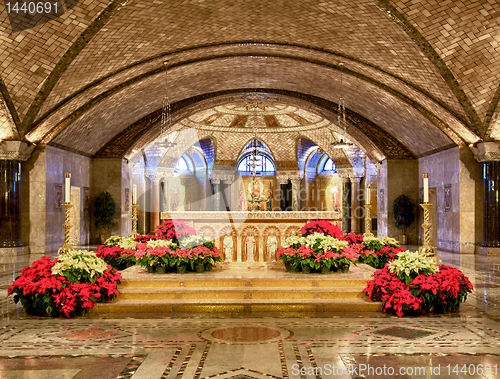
[332,62,353,149]
[157,60,177,149]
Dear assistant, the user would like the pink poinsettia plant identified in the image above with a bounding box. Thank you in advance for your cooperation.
[276,242,362,272]
[300,220,343,239]
[156,220,196,243]
[8,254,122,318]
[134,245,176,268]
[134,242,221,272]
[364,264,473,317]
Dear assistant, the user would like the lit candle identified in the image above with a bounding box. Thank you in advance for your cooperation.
[423,173,429,203]
[65,172,71,204]
[133,184,137,204]
[366,184,371,205]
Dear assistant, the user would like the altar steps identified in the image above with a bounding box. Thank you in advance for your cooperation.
[91,298,380,313]
[89,265,383,314]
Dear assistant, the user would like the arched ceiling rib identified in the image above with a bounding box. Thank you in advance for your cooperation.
[45,56,453,156]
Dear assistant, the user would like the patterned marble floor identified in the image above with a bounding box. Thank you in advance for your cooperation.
[0,249,499,378]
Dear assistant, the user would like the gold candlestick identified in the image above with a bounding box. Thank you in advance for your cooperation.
[364,204,374,236]
[418,203,439,264]
[129,203,138,238]
[59,203,74,255]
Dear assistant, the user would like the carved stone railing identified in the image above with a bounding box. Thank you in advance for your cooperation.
[160,211,341,222]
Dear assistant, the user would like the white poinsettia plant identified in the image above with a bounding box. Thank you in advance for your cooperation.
[180,235,211,249]
[52,250,109,283]
[362,235,400,250]
[104,236,138,250]
[284,233,348,253]
[283,235,305,248]
[146,239,178,249]
[387,250,439,284]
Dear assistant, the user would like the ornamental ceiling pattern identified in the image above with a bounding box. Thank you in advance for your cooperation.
[1,0,499,159]
[183,102,328,133]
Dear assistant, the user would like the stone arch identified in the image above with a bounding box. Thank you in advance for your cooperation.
[284,225,301,241]
[218,225,236,262]
[263,226,281,263]
[197,225,215,241]
[241,225,260,262]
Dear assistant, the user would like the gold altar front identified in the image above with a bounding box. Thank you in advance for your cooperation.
[160,211,341,263]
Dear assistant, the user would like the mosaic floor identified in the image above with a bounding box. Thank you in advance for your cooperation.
[0,249,500,378]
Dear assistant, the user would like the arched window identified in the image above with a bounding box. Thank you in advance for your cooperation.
[174,156,193,174]
[318,157,337,174]
[237,154,276,176]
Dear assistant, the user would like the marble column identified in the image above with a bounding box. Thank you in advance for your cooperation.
[150,178,161,233]
[222,178,234,211]
[291,179,300,211]
[0,160,22,248]
[341,178,351,234]
[0,141,34,254]
[277,177,289,211]
[212,179,221,211]
[350,177,362,233]
[483,161,500,248]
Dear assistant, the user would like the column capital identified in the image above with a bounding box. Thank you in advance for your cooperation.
[0,141,36,161]
[349,176,363,184]
[212,178,221,185]
[471,142,500,162]
[156,167,175,180]
[276,174,289,185]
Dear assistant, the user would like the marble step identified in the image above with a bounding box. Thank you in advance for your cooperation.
[117,286,368,300]
[90,297,383,313]
[118,277,369,288]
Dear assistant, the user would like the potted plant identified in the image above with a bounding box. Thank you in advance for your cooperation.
[392,195,415,245]
[94,192,117,244]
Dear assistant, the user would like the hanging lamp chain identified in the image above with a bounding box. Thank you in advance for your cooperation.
[337,62,346,133]
[161,60,172,139]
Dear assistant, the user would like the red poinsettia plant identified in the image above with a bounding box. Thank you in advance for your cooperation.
[364,264,473,317]
[95,245,136,270]
[135,234,159,243]
[8,255,122,318]
[359,245,406,269]
[341,232,364,244]
[156,220,197,243]
[299,220,343,239]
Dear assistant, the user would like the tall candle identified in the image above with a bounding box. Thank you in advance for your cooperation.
[65,172,71,204]
[133,184,137,204]
[423,173,429,203]
[366,184,371,205]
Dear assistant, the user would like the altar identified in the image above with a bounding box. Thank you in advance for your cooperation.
[160,211,342,263]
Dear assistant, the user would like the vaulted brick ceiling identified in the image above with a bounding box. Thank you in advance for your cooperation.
[1,0,498,160]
